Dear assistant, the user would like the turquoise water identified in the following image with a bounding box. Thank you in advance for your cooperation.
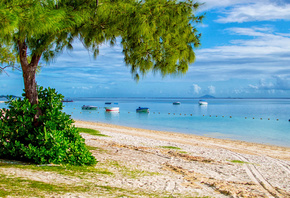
[1,98,289,147]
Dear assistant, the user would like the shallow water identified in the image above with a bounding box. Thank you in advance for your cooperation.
[1,98,289,147]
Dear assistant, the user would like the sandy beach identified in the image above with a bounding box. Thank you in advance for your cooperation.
[74,120,290,197]
[1,120,289,197]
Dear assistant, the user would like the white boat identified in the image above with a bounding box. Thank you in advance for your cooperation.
[198,100,208,105]
[82,105,97,110]
[105,107,119,112]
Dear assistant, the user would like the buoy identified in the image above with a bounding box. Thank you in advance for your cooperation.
[173,113,175,115]
[277,119,279,121]
[222,116,224,117]
[245,117,247,119]
[260,118,262,120]
[184,114,186,116]
[253,117,255,119]
[216,115,218,117]
[209,115,211,117]
[168,113,170,115]
[190,114,192,116]
[230,116,232,118]
[203,115,205,116]
[268,118,270,120]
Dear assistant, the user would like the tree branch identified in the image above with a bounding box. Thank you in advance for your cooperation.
[30,54,41,67]
[0,64,20,76]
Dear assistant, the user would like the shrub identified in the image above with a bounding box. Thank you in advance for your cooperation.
[0,87,96,165]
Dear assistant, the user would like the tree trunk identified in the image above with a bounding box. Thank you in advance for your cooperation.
[18,41,42,123]
[22,62,38,105]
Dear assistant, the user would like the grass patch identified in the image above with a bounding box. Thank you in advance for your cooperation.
[77,127,109,137]
[0,160,207,198]
[229,160,249,164]
[0,173,90,197]
[105,160,160,179]
[0,157,205,197]
[160,146,181,150]
[0,163,113,179]
[86,145,108,153]
[0,173,162,198]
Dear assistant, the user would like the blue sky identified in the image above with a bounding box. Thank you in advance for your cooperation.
[1,0,290,98]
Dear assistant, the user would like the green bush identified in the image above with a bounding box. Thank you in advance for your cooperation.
[0,87,96,165]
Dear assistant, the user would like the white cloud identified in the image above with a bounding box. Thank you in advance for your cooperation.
[197,0,255,12]
[192,84,202,94]
[207,85,216,94]
[248,76,290,91]
[193,26,290,80]
[215,2,290,23]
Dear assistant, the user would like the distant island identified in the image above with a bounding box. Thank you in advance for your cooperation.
[199,95,215,99]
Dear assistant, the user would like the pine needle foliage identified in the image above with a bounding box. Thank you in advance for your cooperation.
[0,0,203,77]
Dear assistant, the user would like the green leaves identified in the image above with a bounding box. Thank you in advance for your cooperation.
[118,0,202,78]
[0,86,97,165]
[1,0,202,80]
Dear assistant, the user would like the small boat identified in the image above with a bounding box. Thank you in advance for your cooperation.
[82,105,97,110]
[198,100,208,105]
[136,107,149,112]
[105,107,119,112]
[173,102,181,105]
[105,102,112,105]
[62,99,73,102]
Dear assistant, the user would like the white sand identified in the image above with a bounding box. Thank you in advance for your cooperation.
[74,120,290,197]
[1,120,289,197]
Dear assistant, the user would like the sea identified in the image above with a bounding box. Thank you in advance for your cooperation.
[1,98,289,147]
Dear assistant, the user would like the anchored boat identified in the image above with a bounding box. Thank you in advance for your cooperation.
[62,99,73,102]
[82,105,97,110]
[136,107,149,113]
[198,100,208,105]
[105,107,119,112]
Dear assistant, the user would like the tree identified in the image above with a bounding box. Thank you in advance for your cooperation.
[0,0,203,120]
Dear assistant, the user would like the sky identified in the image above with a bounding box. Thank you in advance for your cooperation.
[1,0,290,98]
